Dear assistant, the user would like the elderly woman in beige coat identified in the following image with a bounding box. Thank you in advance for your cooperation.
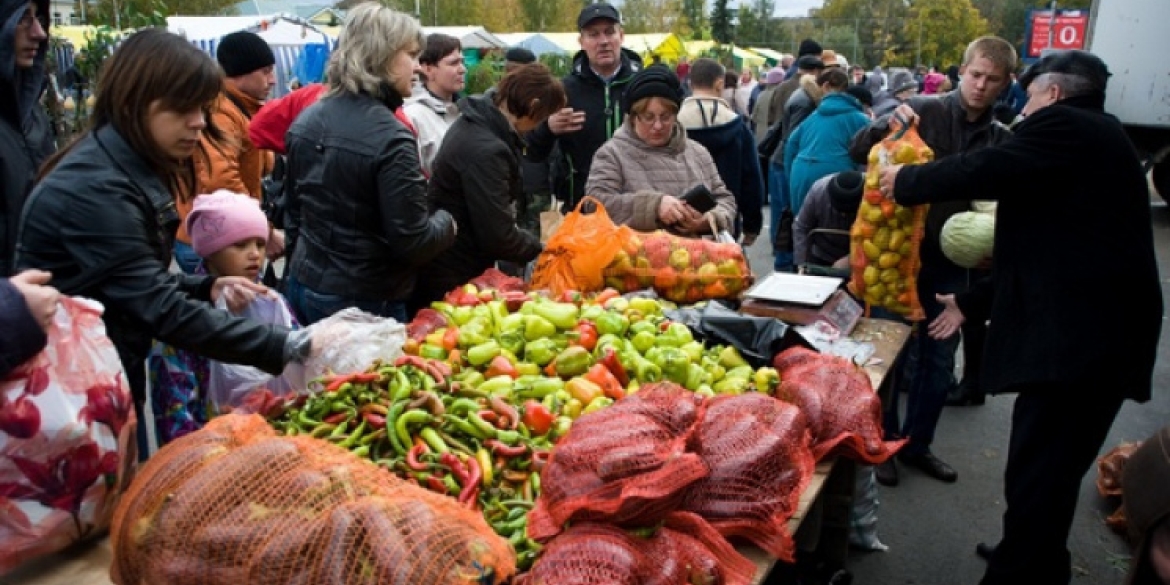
[585,65,737,236]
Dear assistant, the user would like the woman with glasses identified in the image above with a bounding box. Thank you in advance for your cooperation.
[585,65,736,236]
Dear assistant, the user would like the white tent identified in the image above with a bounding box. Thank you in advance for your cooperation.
[424,26,508,50]
[494,32,567,56]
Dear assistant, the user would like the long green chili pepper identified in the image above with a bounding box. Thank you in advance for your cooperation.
[395,410,433,449]
[385,401,410,455]
[442,413,489,440]
[337,419,368,449]
[418,426,449,455]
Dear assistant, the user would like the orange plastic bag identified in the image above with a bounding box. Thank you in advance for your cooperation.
[110,414,514,585]
[847,119,932,321]
[530,196,632,296]
[602,230,752,304]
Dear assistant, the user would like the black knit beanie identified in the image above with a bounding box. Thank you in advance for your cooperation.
[217,31,275,77]
[828,171,864,215]
[798,38,822,57]
[622,64,683,115]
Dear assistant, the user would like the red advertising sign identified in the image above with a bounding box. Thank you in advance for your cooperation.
[1028,10,1089,58]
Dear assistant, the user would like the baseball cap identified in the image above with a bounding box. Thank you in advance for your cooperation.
[578,3,621,29]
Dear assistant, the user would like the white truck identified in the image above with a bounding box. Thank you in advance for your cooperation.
[1086,0,1170,199]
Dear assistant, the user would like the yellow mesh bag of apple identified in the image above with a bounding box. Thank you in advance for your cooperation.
[109,414,515,585]
[601,230,752,304]
[848,117,933,321]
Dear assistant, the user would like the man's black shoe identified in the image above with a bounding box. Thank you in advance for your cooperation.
[945,380,985,406]
[975,542,996,561]
[875,459,898,487]
[897,452,958,483]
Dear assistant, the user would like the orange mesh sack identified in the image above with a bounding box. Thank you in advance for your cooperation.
[848,118,932,321]
[524,512,756,585]
[773,347,906,463]
[527,384,709,540]
[680,393,816,562]
[602,230,752,303]
[110,414,515,585]
[531,197,633,296]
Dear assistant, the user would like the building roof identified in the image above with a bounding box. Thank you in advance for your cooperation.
[228,0,333,20]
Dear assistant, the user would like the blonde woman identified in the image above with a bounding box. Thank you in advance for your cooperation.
[282,2,456,324]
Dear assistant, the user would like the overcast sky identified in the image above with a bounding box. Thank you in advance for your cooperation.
[729,0,826,18]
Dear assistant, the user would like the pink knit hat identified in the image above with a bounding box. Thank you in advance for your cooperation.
[185,190,269,258]
[765,68,786,85]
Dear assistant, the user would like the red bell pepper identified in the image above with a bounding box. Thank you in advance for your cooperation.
[572,321,599,352]
[521,400,555,436]
[585,363,625,400]
[593,287,620,306]
[484,355,519,379]
[599,348,630,387]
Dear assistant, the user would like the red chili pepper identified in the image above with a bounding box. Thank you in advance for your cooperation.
[425,475,447,494]
[323,412,349,425]
[323,374,354,393]
[407,443,430,471]
[352,372,381,383]
[441,326,459,352]
[585,363,625,401]
[599,348,630,387]
[478,409,500,424]
[363,412,387,430]
[521,400,555,436]
[484,439,528,458]
[423,361,449,390]
[459,456,483,506]
[558,290,582,304]
[572,321,599,352]
[488,395,520,430]
[531,449,552,472]
[394,355,428,369]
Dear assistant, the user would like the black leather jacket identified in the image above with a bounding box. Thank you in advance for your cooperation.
[14,125,288,402]
[284,89,456,301]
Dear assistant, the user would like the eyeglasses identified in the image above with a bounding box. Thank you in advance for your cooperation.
[635,112,675,126]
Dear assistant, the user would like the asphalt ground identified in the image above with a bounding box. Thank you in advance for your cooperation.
[743,198,1170,585]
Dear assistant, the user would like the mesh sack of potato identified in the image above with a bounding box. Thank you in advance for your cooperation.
[109,414,514,585]
[601,230,752,303]
[848,119,933,321]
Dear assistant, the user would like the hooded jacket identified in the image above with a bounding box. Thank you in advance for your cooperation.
[525,47,642,208]
[678,96,764,238]
[15,125,289,403]
[404,85,460,176]
[783,91,869,212]
[0,0,54,276]
[412,96,542,306]
[284,87,456,302]
[770,74,823,167]
[585,119,737,234]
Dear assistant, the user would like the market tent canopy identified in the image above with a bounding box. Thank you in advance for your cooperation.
[622,32,686,64]
[424,26,508,49]
[685,40,766,70]
[540,32,584,55]
[749,47,787,66]
[494,32,567,56]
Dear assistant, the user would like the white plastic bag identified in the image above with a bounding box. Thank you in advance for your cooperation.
[301,308,407,381]
[206,295,303,414]
[1,296,137,574]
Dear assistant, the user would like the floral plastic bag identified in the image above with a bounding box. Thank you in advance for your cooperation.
[206,294,304,415]
[0,296,137,575]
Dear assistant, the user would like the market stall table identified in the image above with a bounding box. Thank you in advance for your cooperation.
[7,318,910,585]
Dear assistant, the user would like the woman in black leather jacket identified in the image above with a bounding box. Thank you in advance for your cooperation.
[283,4,457,324]
[15,29,311,454]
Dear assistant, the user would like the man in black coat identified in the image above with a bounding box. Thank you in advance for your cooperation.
[879,50,1163,585]
[524,3,641,211]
